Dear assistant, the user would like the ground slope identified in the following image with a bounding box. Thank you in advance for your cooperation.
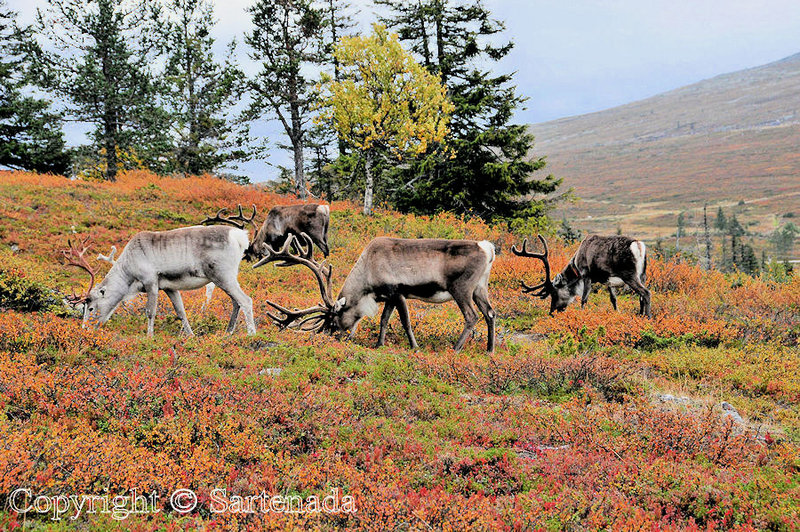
[531,53,800,242]
[0,171,798,529]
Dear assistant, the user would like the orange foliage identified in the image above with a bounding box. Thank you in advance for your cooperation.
[0,170,798,529]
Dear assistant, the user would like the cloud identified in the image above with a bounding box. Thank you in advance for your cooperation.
[9,0,800,181]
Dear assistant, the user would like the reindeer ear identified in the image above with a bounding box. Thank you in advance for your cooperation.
[334,297,346,311]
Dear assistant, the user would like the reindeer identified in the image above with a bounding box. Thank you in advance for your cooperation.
[199,203,331,308]
[62,207,257,336]
[97,244,216,311]
[512,234,651,316]
[250,204,331,258]
[253,234,496,352]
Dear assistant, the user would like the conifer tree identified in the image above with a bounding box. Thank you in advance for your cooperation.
[159,0,247,176]
[34,0,166,181]
[0,0,69,174]
[376,0,562,222]
[245,0,325,199]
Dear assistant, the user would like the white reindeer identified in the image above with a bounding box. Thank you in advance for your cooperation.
[63,214,257,336]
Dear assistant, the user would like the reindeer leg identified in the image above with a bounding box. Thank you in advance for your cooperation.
[200,283,214,312]
[215,279,256,335]
[580,279,592,308]
[144,284,159,337]
[608,286,618,311]
[395,295,418,350]
[376,300,396,347]
[346,319,364,342]
[226,300,240,333]
[625,277,651,317]
[452,287,480,352]
[165,289,193,336]
[472,286,495,353]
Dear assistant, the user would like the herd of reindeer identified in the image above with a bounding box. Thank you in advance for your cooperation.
[62,203,652,353]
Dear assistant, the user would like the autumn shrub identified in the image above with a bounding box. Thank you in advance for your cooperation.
[533,307,737,348]
[0,170,798,530]
[0,268,63,314]
[0,311,110,359]
[647,255,711,294]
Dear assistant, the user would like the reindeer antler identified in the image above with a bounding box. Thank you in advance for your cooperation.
[511,235,553,299]
[61,235,96,306]
[263,300,334,332]
[201,204,257,229]
[97,245,117,265]
[253,233,336,333]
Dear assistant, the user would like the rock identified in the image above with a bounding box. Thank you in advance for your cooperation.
[259,368,282,377]
[720,401,744,424]
[657,393,691,405]
[515,444,570,460]
[249,340,279,350]
[506,332,547,345]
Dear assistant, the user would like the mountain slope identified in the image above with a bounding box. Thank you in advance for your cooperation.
[531,53,800,240]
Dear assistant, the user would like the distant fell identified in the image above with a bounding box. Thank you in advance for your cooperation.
[531,53,800,241]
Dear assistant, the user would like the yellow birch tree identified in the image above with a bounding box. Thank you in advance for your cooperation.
[317,24,453,215]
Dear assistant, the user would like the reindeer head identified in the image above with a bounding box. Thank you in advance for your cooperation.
[253,233,341,334]
[512,235,580,314]
[61,236,105,327]
[63,237,139,327]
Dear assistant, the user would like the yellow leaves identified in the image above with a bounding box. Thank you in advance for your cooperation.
[317,24,453,158]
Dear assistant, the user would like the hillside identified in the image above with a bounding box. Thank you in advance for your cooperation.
[532,53,800,242]
[0,171,798,529]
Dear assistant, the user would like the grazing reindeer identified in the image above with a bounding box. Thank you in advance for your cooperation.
[253,234,496,352]
[96,245,135,310]
[251,204,331,258]
[62,209,257,336]
[97,244,216,311]
[512,235,651,316]
[200,203,330,307]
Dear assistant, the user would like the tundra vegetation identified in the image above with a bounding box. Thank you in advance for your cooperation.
[0,170,798,529]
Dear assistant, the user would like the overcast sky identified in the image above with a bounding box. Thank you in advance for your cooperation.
[11,0,800,180]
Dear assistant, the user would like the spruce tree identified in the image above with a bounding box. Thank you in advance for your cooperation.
[676,211,686,248]
[245,0,325,199]
[714,206,727,232]
[702,203,712,270]
[0,0,69,174]
[160,0,247,175]
[322,0,357,83]
[377,0,562,223]
[304,0,357,198]
[34,0,165,181]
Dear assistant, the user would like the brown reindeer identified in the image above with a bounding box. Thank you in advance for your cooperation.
[513,235,651,316]
[250,204,330,258]
[253,234,497,351]
[200,203,330,308]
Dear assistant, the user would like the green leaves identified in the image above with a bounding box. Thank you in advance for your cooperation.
[318,24,453,158]
[316,24,454,214]
[158,0,247,175]
[35,0,166,180]
[377,0,564,223]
